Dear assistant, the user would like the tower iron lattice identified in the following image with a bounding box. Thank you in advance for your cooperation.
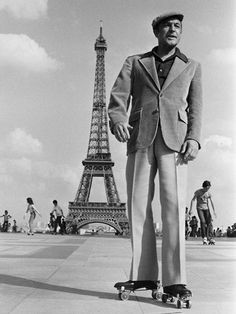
[66,24,129,235]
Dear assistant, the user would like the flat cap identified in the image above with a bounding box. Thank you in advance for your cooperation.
[152,12,184,29]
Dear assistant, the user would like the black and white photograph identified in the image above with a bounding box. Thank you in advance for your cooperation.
[0,0,235,313]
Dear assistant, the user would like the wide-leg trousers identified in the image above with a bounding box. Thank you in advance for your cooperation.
[126,127,187,286]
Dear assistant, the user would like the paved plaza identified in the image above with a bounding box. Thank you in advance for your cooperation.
[0,233,235,314]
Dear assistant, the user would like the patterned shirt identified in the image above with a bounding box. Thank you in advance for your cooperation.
[194,189,212,210]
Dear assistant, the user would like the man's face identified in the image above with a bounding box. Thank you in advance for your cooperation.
[156,18,182,48]
[203,185,211,191]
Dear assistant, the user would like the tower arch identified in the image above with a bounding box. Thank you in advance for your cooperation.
[66,25,129,235]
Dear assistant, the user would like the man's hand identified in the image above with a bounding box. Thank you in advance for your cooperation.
[113,122,133,142]
[181,139,199,162]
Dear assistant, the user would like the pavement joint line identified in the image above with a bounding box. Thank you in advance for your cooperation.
[0,234,236,313]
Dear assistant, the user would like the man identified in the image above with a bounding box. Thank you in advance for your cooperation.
[108,12,203,299]
[51,200,64,235]
[189,180,216,244]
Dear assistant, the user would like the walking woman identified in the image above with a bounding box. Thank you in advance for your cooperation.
[25,197,41,235]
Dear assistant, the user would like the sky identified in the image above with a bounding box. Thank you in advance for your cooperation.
[0,0,235,230]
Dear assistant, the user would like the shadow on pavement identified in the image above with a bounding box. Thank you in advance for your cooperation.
[0,274,114,299]
[0,274,173,308]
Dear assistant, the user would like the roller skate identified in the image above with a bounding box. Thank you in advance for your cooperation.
[114,280,161,301]
[162,284,192,309]
[208,238,215,245]
[203,237,208,245]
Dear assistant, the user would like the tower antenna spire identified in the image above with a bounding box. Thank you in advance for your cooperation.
[67,23,129,235]
[100,19,103,34]
[95,20,106,51]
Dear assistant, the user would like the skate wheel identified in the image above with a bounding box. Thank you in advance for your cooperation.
[162,294,168,303]
[119,291,130,301]
[177,300,183,309]
[186,300,192,309]
[151,290,157,299]
[156,291,162,300]
[152,290,162,300]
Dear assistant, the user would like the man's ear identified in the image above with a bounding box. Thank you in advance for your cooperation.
[153,28,159,38]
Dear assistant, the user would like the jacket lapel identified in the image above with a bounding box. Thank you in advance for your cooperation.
[139,53,190,92]
[139,56,160,91]
[161,57,189,91]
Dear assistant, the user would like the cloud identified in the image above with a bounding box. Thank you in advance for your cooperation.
[0,158,80,189]
[4,128,43,155]
[0,128,79,187]
[208,48,236,66]
[197,135,236,185]
[203,135,233,149]
[0,34,61,72]
[33,161,80,186]
[0,0,48,20]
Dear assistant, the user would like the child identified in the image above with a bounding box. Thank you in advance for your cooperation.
[0,210,12,232]
[12,219,17,232]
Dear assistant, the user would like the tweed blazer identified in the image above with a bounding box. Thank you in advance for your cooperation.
[108,49,203,155]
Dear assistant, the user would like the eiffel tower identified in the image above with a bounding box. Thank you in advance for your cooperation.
[66,24,129,235]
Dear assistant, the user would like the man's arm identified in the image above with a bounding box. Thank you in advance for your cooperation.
[60,207,65,217]
[113,122,133,142]
[34,208,41,217]
[181,139,199,162]
[209,197,217,218]
[182,62,203,162]
[189,194,196,216]
[108,57,133,142]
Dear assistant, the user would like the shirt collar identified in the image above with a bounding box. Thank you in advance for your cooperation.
[152,46,188,63]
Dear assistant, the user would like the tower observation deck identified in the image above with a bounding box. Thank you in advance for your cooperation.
[66,24,129,235]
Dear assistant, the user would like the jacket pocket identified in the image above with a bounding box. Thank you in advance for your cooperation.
[129,109,142,123]
[128,109,142,147]
[177,109,188,145]
[178,109,188,124]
